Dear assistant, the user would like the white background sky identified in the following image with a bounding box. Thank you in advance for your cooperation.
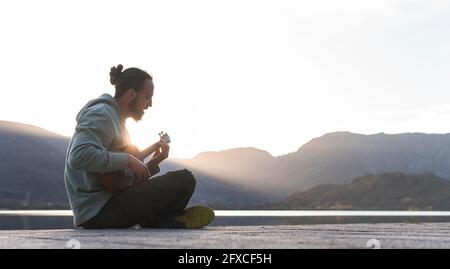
[1,0,450,158]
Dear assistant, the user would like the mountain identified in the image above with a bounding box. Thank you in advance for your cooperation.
[270,172,450,210]
[0,121,70,209]
[276,132,450,193]
[3,120,450,209]
[0,121,272,209]
[170,132,450,196]
[170,147,279,196]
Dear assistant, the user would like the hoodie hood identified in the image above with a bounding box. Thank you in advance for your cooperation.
[76,93,122,122]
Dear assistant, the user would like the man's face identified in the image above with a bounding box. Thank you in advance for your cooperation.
[129,79,154,122]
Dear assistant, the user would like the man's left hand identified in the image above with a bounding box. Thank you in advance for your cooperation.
[151,143,170,165]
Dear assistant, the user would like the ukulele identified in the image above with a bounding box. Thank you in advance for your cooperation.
[98,132,171,193]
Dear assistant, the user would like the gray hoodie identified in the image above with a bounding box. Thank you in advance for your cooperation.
[64,93,131,227]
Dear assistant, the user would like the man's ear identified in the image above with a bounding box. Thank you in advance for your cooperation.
[126,89,136,101]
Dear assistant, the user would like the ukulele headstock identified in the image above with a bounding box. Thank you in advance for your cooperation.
[159,131,171,144]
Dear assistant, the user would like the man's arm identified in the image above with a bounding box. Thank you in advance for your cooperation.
[136,142,162,160]
[122,143,160,161]
[68,108,129,173]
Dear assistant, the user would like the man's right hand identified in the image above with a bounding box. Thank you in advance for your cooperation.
[127,154,149,181]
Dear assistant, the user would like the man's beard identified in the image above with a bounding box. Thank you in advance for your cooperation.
[129,98,145,122]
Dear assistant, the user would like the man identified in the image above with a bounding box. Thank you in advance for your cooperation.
[64,64,215,229]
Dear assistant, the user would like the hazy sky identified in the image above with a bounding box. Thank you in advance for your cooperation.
[1,0,450,158]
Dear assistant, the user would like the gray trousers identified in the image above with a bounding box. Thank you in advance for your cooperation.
[81,169,196,229]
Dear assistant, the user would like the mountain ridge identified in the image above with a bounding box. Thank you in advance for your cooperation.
[2,120,450,209]
[270,172,450,210]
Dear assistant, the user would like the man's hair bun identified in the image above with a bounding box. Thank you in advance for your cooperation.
[109,64,124,85]
[109,64,153,99]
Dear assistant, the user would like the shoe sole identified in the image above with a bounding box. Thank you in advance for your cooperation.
[174,206,215,229]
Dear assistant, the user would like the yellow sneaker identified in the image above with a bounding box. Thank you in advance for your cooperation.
[173,205,215,229]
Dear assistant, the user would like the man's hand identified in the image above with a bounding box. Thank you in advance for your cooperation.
[151,143,170,165]
[152,141,164,153]
[134,141,163,160]
[127,154,149,181]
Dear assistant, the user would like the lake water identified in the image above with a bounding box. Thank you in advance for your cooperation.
[1,210,450,229]
[1,210,450,217]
